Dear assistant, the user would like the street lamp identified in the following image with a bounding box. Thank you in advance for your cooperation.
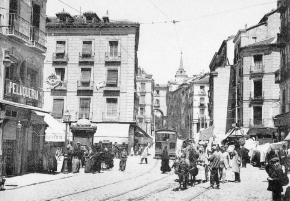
[62,110,71,173]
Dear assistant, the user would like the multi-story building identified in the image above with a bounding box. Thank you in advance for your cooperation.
[208,36,236,141]
[274,0,290,140]
[192,74,210,139]
[167,83,193,139]
[153,83,168,130]
[44,12,140,149]
[0,0,47,176]
[136,68,154,135]
[234,9,280,134]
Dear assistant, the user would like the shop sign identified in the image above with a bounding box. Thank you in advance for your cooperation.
[5,80,39,100]
[46,73,61,88]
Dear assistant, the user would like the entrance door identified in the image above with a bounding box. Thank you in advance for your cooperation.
[3,140,16,176]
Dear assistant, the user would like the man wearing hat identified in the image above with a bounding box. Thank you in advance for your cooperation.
[208,145,221,189]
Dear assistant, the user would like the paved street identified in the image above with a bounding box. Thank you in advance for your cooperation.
[0,155,277,201]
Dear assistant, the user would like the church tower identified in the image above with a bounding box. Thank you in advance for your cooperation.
[174,51,188,83]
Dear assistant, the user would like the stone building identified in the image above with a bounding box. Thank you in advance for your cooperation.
[274,0,290,140]
[0,0,47,176]
[209,36,236,141]
[234,9,280,134]
[192,74,210,139]
[136,68,154,135]
[43,12,140,149]
[167,83,193,139]
[153,83,168,130]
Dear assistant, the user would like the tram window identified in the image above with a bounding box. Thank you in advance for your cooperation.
[156,142,162,149]
[170,143,176,149]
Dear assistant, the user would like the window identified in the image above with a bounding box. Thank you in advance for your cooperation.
[106,98,118,116]
[140,107,145,115]
[140,95,145,104]
[109,41,118,57]
[32,3,40,28]
[200,97,205,106]
[156,90,160,95]
[253,79,262,98]
[55,68,65,81]
[200,86,205,90]
[79,98,90,119]
[200,108,205,115]
[106,69,118,87]
[52,99,64,118]
[56,41,66,58]
[155,99,160,105]
[82,41,92,57]
[170,143,176,149]
[27,68,38,87]
[282,89,286,113]
[141,83,146,91]
[80,68,91,87]
[253,54,263,66]
[253,106,262,125]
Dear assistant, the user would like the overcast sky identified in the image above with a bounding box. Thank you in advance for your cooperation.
[46,0,277,84]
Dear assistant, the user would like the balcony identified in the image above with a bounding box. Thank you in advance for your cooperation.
[29,26,46,52]
[140,88,146,95]
[199,103,206,108]
[249,92,264,105]
[154,103,160,108]
[102,112,120,122]
[52,53,69,65]
[79,52,95,65]
[249,119,264,128]
[77,81,94,90]
[275,69,281,84]
[198,90,206,96]
[250,64,264,79]
[105,52,121,63]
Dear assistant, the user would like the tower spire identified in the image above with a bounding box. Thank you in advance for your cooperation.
[179,51,184,70]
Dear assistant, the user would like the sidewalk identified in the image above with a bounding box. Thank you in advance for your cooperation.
[3,154,151,191]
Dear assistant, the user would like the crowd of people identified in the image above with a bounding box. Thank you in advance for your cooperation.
[161,140,246,190]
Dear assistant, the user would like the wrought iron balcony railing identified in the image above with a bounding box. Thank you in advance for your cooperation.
[105,52,121,62]
[102,112,120,121]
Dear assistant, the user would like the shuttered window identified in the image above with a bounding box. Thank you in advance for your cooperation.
[82,41,92,57]
[81,68,91,82]
[52,99,64,118]
[109,41,118,57]
[106,98,118,116]
[79,98,90,119]
[55,68,65,81]
[56,41,65,58]
[106,70,118,87]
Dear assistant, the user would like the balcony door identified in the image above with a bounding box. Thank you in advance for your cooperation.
[253,106,262,126]
[253,79,262,98]
[109,41,118,57]
[106,98,118,117]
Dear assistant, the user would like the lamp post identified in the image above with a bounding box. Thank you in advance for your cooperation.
[62,110,71,173]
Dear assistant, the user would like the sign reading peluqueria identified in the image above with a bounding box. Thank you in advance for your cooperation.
[4,79,43,107]
[5,80,39,100]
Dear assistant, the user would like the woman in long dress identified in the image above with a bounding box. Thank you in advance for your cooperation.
[196,147,207,182]
[55,148,64,173]
[160,146,171,173]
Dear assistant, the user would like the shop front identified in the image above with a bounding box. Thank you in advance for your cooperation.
[273,112,290,141]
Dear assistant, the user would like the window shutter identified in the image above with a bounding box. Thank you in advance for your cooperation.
[52,99,64,118]
[79,98,90,119]
[81,69,91,82]
[106,98,118,116]
[107,70,118,85]
[56,41,65,53]
[82,41,92,56]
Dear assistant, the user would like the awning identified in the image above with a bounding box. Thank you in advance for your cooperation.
[0,99,49,113]
[274,112,290,127]
[34,111,72,142]
[284,132,290,141]
[94,123,130,144]
[221,127,249,141]
[199,126,214,141]
[247,127,276,137]
[135,125,153,138]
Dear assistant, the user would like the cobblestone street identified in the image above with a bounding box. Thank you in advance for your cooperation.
[0,156,279,201]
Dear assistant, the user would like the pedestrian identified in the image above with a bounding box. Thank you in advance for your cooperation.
[72,142,81,173]
[67,142,73,172]
[119,148,128,171]
[208,145,221,189]
[112,142,119,159]
[240,146,249,168]
[230,146,241,182]
[55,147,64,173]
[196,146,207,182]
[265,157,288,201]
[140,143,149,164]
[161,146,171,173]
[0,176,5,191]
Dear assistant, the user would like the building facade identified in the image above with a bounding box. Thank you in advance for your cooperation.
[153,83,168,130]
[209,36,236,141]
[0,0,47,176]
[274,0,290,139]
[192,74,210,139]
[234,10,280,132]
[44,12,139,149]
[136,68,154,135]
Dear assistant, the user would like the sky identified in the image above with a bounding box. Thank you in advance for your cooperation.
[46,0,277,84]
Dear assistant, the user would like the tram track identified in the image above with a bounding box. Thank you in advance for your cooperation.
[183,186,212,201]
[101,173,173,201]
[46,159,159,201]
